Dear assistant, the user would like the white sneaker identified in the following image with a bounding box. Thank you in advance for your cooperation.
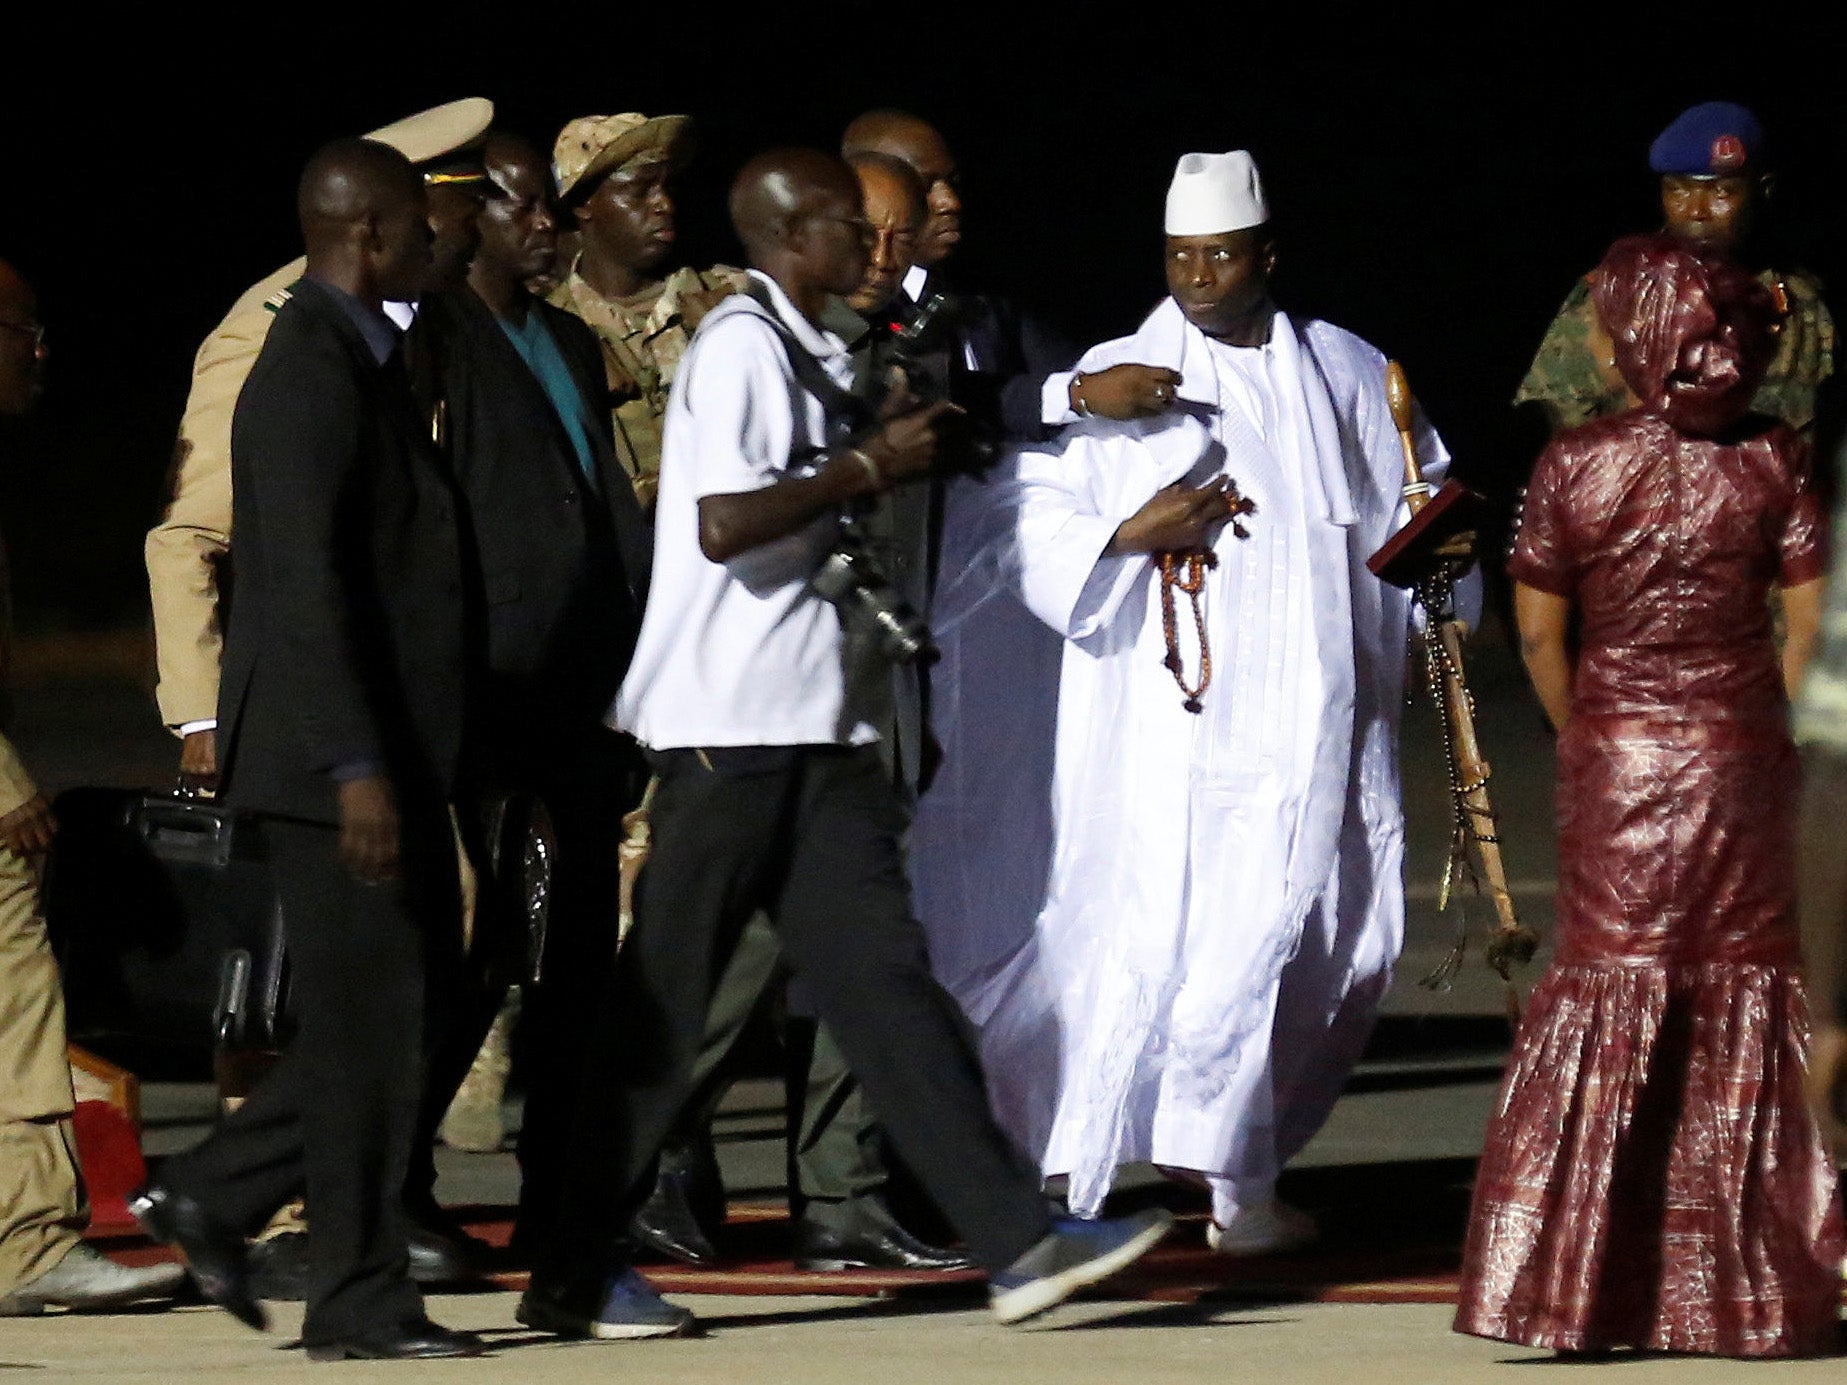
[1205,1199,1317,1257]
[0,1244,188,1315]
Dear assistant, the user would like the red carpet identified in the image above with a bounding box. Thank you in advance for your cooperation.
[87,1201,1467,1306]
[613,1204,1467,1305]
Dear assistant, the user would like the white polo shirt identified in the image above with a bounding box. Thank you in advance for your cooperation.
[611,271,880,751]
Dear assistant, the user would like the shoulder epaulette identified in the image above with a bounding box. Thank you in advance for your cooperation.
[263,283,300,314]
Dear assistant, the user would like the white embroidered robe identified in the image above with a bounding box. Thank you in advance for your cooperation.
[913,299,1472,1220]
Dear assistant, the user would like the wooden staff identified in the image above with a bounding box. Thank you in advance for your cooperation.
[1385,362,1537,988]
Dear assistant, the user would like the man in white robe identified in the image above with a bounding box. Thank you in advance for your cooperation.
[913,151,1475,1253]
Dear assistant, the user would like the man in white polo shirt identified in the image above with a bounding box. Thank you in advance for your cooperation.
[518,147,1170,1342]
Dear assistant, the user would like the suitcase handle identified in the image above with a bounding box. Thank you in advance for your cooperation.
[132,797,235,871]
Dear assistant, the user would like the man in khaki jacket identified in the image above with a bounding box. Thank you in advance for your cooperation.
[145,98,495,782]
[546,111,747,512]
[0,258,188,1315]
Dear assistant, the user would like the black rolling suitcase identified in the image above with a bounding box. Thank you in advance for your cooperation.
[43,787,290,1065]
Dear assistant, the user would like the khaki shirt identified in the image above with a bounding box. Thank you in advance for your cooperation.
[144,261,303,731]
[1515,265,1835,435]
[547,263,748,510]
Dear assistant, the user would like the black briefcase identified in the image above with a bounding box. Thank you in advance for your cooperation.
[44,787,290,1061]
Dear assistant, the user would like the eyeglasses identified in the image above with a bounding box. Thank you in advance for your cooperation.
[0,318,45,350]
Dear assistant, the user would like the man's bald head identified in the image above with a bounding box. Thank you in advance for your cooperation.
[841,110,960,267]
[845,153,926,314]
[847,151,926,224]
[729,148,861,259]
[296,137,433,301]
[841,110,942,165]
[728,148,869,308]
[298,138,421,237]
[0,258,46,417]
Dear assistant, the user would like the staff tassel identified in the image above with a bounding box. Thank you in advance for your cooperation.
[1378,362,1538,1014]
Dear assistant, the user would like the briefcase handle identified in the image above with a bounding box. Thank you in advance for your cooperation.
[131,791,236,872]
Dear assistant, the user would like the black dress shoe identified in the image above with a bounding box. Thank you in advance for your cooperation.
[128,1185,267,1331]
[671,1137,728,1239]
[304,1318,486,1361]
[406,1223,485,1284]
[628,1175,719,1266]
[793,1205,977,1273]
[247,1232,311,1302]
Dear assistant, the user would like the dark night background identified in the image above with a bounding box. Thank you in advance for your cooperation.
[3,11,1843,644]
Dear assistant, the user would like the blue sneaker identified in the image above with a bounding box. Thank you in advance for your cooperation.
[989,1208,1173,1324]
[517,1265,696,1340]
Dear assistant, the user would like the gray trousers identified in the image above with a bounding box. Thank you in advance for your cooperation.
[677,912,885,1213]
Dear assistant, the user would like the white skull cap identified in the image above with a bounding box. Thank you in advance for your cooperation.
[1164,150,1268,235]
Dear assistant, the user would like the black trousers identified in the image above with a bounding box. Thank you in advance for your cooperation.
[547,743,1049,1275]
[403,810,496,1223]
[506,725,638,1247]
[160,804,457,1343]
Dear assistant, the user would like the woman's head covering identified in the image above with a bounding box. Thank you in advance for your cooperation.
[1591,232,1779,436]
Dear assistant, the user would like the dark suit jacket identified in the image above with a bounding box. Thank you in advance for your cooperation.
[217,278,467,825]
[411,289,650,759]
[911,271,1079,442]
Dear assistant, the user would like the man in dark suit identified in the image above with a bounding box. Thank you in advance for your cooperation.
[409,132,651,1252]
[131,139,483,1362]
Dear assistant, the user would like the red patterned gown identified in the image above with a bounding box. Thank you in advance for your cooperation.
[1454,410,1844,1356]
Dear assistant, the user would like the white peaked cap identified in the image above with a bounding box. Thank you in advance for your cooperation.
[1164,150,1269,235]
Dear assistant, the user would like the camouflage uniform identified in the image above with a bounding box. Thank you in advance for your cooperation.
[548,263,749,510]
[1516,267,1835,435]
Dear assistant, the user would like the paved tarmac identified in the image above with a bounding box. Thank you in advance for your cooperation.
[10,1292,1847,1384]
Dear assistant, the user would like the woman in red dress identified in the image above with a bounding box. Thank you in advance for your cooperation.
[1455,234,1843,1357]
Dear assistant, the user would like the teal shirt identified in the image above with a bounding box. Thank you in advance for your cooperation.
[498,307,600,486]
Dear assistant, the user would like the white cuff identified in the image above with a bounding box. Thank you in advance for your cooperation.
[1041,370,1079,426]
[178,719,218,736]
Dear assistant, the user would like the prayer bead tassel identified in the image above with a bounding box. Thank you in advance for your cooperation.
[1159,550,1216,713]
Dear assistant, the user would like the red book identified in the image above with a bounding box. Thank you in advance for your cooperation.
[1367,480,1487,589]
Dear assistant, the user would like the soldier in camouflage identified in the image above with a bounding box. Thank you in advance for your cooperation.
[1516,101,1834,438]
[547,112,748,512]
